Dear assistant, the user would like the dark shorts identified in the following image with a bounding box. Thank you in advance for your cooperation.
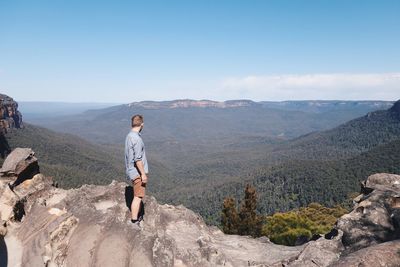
[133,176,146,198]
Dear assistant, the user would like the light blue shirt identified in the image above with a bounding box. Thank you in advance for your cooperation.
[125,130,148,180]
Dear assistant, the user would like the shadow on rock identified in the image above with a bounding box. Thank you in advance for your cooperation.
[0,236,7,267]
[124,185,145,218]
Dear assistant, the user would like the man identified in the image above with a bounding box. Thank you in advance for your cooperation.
[125,114,148,227]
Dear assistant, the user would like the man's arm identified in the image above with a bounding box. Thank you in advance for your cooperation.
[135,160,148,183]
[132,139,148,183]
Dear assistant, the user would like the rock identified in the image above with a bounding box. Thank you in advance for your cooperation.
[0,172,52,222]
[0,220,6,236]
[330,240,400,267]
[285,230,344,267]
[336,173,400,253]
[2,163,400,266]
[364,173,400,190]
[0,148,40,191]
[0,93,23,159]
[0,131,11,159]
[0,148,37,177]
[0,94,22,131]
[1,177,304,267]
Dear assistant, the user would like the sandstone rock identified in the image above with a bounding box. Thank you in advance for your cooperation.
[336,173,400,253]
[285,230,344,267]
[364,173,400,190]
[0,94,22,131]
[330,240,400,267]
[0,220,7,236]
[2,162,400,266]
[0,131,11,159]
[0,93,23,159]
[0,148,37,177]
[1,177,304,267]
[0,148,40,192]
[0,172,52,222]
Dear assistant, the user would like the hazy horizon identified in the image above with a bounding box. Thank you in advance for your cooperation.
[17,98,399,104]
[1,1,400,102]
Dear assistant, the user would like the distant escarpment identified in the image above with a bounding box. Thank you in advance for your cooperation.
[1,148,400,266]
[0,94,23,158]
[127,99,257,109]
[125,99,394,111]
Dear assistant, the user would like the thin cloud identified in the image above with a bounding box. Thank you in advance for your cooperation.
[220,73,400,101]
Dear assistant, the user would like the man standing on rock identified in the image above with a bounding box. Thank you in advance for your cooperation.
[125,114,148,227]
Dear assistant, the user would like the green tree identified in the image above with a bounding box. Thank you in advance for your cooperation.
[238,184,263,237]
[221,196,239,234]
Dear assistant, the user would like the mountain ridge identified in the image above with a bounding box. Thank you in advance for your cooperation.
[123,99,394,111]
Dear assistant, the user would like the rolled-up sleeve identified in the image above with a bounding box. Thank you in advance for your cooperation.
[132,139,144,162]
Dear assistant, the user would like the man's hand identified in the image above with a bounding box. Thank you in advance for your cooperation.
[141,174,148,184]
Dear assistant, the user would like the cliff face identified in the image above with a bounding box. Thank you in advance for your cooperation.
[0,94,23,158]
[0,94,23,132]
[126,99,256,109]
[1,148,400,267]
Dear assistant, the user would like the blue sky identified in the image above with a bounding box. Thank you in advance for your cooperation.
[1,0,399,102]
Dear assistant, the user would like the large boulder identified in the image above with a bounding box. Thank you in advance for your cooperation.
[336,173,400,253]
[0,148,39,181]
[0,148,43,227]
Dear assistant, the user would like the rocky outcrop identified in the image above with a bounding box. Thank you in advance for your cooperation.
[0,148,39,177]
[1,150,400,266]
[0,94,22,132]
[330,240,400,267]
[0,94,23,159]
[336,173,400,253]
[0,172,303,266]
[0,148,307,266]
[283,230,344,267]
[0,148,40,193]
[0,148,43,224]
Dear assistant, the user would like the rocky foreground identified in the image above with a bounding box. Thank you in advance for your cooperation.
[1,149,400,266]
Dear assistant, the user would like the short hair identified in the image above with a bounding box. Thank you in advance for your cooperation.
[131,114,144,127]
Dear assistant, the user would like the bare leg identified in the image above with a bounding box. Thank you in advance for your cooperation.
[131,196,142,220]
